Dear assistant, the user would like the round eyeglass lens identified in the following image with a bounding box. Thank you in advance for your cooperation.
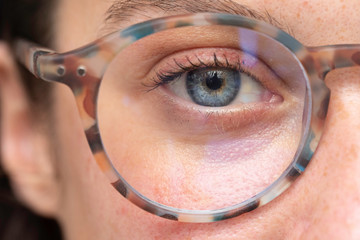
[97,25,308,210]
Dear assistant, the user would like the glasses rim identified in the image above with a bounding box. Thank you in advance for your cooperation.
[14,12,360,222]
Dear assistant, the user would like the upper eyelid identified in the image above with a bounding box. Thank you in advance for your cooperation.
[174,53,235,71]
[146,52,257,91]
[142,47,293,101]
[152,53,238,87]
[141,53,232,91]
[158,53,241,79]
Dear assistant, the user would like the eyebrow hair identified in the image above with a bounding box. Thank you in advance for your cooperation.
[102,0,292,34]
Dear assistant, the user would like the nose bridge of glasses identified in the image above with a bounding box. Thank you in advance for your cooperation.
[299,45,360,161]
[305,45,360,119]
[307,45,360,79]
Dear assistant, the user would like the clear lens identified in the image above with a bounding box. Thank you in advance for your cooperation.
[97,25,307,210]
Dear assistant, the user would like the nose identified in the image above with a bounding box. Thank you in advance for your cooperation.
[296,67,360,239]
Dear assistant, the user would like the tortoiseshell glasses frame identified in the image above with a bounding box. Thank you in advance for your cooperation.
[15,13,360,222]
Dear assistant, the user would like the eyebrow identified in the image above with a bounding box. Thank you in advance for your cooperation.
[102,0,292,35]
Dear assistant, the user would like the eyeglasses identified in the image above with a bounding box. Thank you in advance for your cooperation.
[15,13,360,222]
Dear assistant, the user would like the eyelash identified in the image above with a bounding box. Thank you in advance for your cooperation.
[144,52,262,92]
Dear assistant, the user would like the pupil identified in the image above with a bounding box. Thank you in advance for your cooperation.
[206,72,223,90]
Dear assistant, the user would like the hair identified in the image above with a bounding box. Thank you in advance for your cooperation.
[0,0,62,239]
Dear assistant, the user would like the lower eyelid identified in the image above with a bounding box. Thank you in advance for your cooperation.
[153,88,285,137]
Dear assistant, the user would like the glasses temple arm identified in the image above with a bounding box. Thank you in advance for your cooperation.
[14,39,55,78]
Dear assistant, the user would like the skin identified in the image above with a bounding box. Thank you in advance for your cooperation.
[1,0,360,239]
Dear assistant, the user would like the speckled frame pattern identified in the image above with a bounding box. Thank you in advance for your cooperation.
[15,13,360,222]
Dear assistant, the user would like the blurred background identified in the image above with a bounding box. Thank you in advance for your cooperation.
[0,0,62,239]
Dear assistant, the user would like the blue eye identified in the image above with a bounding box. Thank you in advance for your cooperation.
[186,68,241,107]
[164,66,268,107]
[148,52,273,107]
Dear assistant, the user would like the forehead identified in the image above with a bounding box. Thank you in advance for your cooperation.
[54,0,360,52]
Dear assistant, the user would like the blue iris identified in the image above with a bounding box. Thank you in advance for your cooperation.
[186,68,241,107]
